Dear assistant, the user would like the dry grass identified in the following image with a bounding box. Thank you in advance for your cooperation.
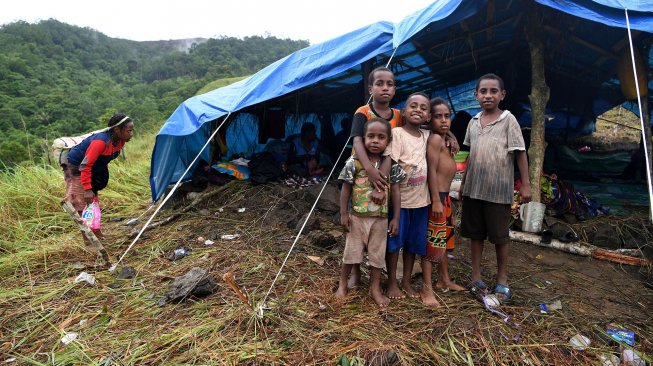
[1,126,652,365]
[2,179,652,365]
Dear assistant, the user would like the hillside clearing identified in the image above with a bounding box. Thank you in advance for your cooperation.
[1,116,652,364]
[2,175,652,364]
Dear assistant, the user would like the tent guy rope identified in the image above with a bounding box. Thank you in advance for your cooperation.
[624,8,653,224]
[109,112,233,272]
[257,48,400,315]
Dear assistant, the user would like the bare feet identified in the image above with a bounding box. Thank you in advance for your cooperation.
[335,284,348,298]
[436,280,466,292]
[370,288,390,308]
[420,286,442,307]
[400,279,419,298]
[386,281,405,299]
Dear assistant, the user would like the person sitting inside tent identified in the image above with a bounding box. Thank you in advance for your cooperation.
[287,122,325,176]
[334,117,353,160]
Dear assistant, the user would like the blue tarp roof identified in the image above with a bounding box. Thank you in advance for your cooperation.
[150,0,653,201]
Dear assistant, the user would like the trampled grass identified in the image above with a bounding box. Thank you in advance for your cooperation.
[1,121,652,365]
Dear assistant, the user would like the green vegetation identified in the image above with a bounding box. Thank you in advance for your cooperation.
[0,129,154,257]
[0,19,308,166]
[196,76,249,95]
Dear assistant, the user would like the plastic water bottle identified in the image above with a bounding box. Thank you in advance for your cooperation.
[81,198,101,230]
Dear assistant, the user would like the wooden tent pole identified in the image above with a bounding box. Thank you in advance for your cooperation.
[525,3,550,202]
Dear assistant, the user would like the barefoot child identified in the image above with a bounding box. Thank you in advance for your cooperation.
[425,98,466,294]
[346,68,458,289]
[460,73,531,302]
[336,118,405,307]
[346,67,403,288]
[384,92,433,304]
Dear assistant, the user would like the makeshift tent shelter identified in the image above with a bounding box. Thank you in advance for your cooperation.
[150,0,653,202]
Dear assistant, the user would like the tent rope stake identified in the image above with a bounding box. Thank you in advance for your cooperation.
[624,8,653,224]
[258,133,353,315]
[258,49,400,314]
[110,112,233,272]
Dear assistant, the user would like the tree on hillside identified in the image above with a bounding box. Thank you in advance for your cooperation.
[0,20,308,167]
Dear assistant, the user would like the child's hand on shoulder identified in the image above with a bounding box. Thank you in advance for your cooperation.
[388,218,399,237]
[431,200,444,218]
[340,212,351,232]
[367,168,388,192]
[445,135,460,155]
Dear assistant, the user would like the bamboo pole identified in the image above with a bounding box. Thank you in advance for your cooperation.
[510,231,593,256]
[61,201,111,266]
[128,181,236,237]
[510,231,650,266]
[592,248,651,266]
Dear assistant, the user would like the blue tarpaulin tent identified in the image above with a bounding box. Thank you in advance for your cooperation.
[150,0,653,201]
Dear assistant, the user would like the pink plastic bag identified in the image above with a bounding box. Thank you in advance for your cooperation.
[81,198,101,230]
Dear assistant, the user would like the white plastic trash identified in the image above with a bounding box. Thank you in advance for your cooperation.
[61,332,78,345]
[548,299,562,310]
[483,294,501,307]
[520,201,546,233]
[599,353,620,366]
[622,349,645,366]
[221,234,240,240]
[74,272,96,285]
[569,334,591,350]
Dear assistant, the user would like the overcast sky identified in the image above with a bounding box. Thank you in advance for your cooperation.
[1,0,435,44]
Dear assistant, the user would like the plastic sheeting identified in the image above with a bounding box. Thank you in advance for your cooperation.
[151,0,653,201]
[150,22,393,200]
[535,0,653,31]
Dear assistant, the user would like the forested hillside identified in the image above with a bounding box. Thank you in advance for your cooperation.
[0,19,309,166]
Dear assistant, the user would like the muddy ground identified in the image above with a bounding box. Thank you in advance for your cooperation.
[86,180,653,364]
[168,181,653,341]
